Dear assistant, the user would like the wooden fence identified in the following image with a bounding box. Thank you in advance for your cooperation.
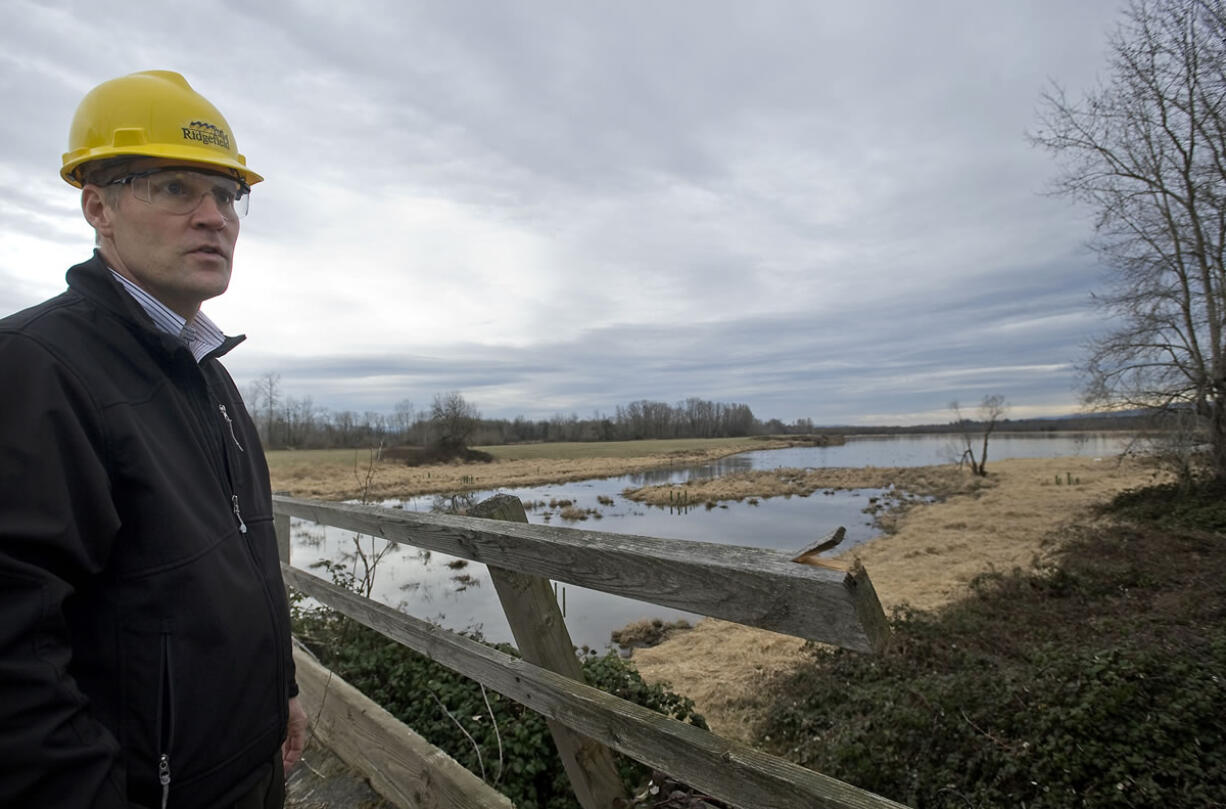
[274,492,907,809]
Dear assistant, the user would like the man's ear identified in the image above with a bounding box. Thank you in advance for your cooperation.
[81,186,115,238]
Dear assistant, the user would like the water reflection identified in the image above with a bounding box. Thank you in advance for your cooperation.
[624,454,755,486]
[430,491,479,514]
[291,432,1130,652]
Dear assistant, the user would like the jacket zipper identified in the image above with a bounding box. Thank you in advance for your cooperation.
[232,494,248,534]
[198,396,246,536]
[159,754,171,809]
[218,404,249,534]
[157,629,176,809]
[218,404,245,453]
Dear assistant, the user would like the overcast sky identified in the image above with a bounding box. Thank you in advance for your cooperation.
[1,0,1131,425]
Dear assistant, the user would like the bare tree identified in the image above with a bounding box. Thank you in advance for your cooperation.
[250,372,281,446]
[1032,0,1226,482]
[391,399,416,445]
[951,395,1007,476]
[282,395,317,449]
[430,391,480,452]
[349,444,394,598]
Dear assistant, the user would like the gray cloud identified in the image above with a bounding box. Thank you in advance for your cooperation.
[3,0,1130,425]
[224,249,1103,422]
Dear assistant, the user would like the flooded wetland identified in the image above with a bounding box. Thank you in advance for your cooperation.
[283,432,1134,655]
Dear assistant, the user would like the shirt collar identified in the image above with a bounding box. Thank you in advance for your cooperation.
[107,269,227,363]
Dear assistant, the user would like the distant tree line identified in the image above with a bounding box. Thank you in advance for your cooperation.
[477,399,759,445]
[244,372,1146,451]
[243,375,779,450]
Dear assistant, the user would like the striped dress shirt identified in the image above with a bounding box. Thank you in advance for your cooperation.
[108,269,227,363]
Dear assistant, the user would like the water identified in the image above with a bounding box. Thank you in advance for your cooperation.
[289,431,1128,652]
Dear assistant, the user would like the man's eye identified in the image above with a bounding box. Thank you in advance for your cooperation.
[158,179,191,197]
[212,188,236,206]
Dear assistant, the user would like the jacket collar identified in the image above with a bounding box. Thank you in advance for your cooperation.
[66,250,246,361]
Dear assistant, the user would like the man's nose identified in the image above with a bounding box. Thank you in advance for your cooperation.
[190,192,231,226]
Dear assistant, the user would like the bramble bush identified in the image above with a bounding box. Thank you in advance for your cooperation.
[760,488,1226,808]
[1101,477,1226,534]
[291,601,707,809]
[764,613,1225,807]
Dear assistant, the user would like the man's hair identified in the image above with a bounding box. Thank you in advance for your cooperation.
[80,157,137,244]
[80,157,135,205]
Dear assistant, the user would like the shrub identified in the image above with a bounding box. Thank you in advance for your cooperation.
[392,444,495,466]
[1101,478,1226,533]
[764,614,1225,807]
[759,498,1226,809]
[291,603,706,809]
[610,618,692,650]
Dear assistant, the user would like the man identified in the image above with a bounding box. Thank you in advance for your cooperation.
[0,70,306,808]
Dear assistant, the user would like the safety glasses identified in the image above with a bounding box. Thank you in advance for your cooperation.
[108,168,250,220]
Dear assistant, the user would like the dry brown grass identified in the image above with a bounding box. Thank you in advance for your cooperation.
[629,455,1164,743]
[481,436,781,460]
[267,444,781,501]
[623,464,990,506]
[848,455,1159,611]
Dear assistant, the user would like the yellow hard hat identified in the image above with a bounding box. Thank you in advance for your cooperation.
[61,70,263,188]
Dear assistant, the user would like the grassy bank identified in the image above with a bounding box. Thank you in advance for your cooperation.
[265,437,784,500]
[623,463,989,507]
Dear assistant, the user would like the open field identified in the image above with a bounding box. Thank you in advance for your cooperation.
[478,436,776,460]
[265,437,786,500]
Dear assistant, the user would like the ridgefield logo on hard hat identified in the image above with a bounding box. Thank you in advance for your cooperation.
[181,120,231,149]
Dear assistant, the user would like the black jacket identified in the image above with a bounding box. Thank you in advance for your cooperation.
[0,253,296,809]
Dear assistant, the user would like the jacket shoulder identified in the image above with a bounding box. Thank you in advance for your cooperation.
[0,291,99,369]
[0,287,160,415]
[0,289,80,332]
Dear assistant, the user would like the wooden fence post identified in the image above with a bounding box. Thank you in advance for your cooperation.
[792,526,892,654]
[470,494,627,809]
[274,490,292,565]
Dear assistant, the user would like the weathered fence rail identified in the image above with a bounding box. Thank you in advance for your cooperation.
[275,496,890,653]
[292,640,512,808]
[274,493,905,809]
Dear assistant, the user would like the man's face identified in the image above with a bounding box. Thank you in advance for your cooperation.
[84,157,241,319]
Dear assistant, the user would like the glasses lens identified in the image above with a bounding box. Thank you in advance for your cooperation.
[135,171,247,219]
[231,185,250,218]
